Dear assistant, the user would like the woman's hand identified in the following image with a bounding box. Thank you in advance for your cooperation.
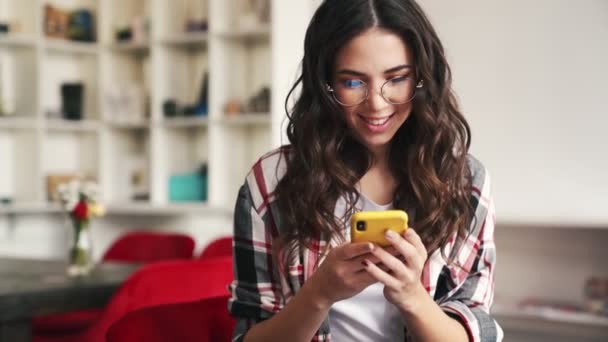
[305,242,379,308]
[362,228,429,314]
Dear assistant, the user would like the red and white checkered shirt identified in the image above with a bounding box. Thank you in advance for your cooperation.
[229,148,503,341]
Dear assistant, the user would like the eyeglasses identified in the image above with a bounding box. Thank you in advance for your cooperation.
[326,76,424,107]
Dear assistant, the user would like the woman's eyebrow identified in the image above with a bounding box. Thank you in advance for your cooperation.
[336,64,413,76]
[384,64,413,73]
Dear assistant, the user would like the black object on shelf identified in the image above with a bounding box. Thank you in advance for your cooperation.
[115,27,132,42]
[183,71,209,116]
[61,83,84,120]
[0,22,9,34]
[163,99,178,117]
[185,19,208,33]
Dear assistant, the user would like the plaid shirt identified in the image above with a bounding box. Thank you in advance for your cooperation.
[229,148,503,341]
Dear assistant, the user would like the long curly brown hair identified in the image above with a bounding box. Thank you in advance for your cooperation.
[274,0,473,265]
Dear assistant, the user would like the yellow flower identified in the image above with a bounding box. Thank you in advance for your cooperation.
[88,203,106,218]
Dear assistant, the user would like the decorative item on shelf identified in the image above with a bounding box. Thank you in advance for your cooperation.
[104,82,147,124]
[44,4,70,39]
[184,0,208,33]
[185,19,208,33]
[115,26,131,42]
[183,71,208,116]
[237,0,270,31]
[0,22,9,34]
[61,82,84,120]
[44,4,96,42]
[56,179,104,276]
[585,276,608,316]
[116,156,150,202]
[169,164,208,202]
[162,99,179,117]
[131,162,150,201]
[223,99,242,116]
[162,71,208,119]
[130,16,148,43]
[67,9,95,42]
[47,174,92,202]
[115,16,149,44]
[246,86,271,113]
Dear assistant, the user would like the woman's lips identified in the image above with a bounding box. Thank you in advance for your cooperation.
[358,113,395,132]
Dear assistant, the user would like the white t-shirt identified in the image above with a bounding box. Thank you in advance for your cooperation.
[329,194,405,342]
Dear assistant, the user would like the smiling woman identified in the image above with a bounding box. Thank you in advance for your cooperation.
[330,28,421,155]
[228,1,503,342]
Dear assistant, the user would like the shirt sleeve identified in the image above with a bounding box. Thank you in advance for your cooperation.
[438,163,504,342]
[228,181,284,342]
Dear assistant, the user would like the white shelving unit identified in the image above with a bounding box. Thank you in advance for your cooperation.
[0,0,278,215]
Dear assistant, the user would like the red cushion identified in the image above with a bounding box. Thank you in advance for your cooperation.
[106,295,235,342]
[81,257,234,341]
[103,231,196,262]
[199,236,233,260]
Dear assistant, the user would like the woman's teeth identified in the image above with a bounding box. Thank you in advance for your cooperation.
[361,115,392,126]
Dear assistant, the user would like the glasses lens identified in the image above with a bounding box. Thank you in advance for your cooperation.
[333,80,367,106]
[382,77,417,104]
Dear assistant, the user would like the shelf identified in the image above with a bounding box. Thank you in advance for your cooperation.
[215,25,271,43]
[0,202,233,217]
[107,120,150,130]
[46,119,102,132]
[44,39,99,55]
[162,116,209,128]
[498,219,608,230]
[109,41,150,53]
[0,202,62,215]
[159,32,209,48]
[0,117,38,129]
[493,302,608,328]
[106,202,232,216]
[0,34,37,48]
[217,113,271,126]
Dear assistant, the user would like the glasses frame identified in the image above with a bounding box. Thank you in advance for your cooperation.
[326,77,424,107]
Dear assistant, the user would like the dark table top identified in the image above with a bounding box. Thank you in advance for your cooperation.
[0,258,139,322]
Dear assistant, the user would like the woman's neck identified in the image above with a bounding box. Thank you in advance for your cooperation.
[359,145,396,205]
[368,144,390,169]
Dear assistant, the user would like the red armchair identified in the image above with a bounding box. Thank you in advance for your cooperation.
[102,231,196,263]
[34,256,234,342]
[199,236,233,259]
[32,231,196,335]
[106,295,235,342]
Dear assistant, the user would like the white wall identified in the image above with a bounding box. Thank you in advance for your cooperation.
[417,1,608,340]
[418,0,608,226]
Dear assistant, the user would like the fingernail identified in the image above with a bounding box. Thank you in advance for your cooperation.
[368,243,375,251]
[385,230,398,239]
[406,229,414,236]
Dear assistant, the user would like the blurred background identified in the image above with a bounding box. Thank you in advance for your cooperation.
[0,0,606,341]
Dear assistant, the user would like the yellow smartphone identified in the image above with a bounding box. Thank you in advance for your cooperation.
[351,210,409,247]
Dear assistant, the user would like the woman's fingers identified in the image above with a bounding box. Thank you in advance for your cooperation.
[361,258,401,288]
[403,229,427,258]
[385,230,423,268]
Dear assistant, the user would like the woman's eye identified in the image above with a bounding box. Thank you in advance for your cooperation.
[342,79,364,88]
[389,75,410,84]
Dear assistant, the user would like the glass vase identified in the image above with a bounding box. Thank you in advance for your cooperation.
[67,218,94,276]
